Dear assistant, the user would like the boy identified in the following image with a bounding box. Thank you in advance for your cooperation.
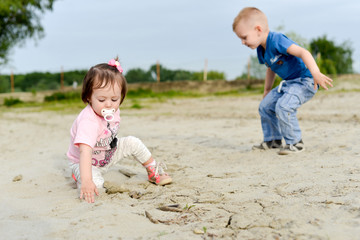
[232,7,333,155]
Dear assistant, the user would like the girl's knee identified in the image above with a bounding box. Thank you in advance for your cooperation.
[92,168,105,188]
[119,136,143,151]
[93,178,104,188]
[123,136,142,145]
[120,136,150,159]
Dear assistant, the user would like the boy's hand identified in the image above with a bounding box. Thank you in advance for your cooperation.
[313,72,333,90]
[286,44,333,91]
[263,89,271,98]
[80,180,99,203]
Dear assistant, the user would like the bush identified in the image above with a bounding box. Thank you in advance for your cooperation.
[126,88,154,98]
[4,97,23,106]
[44,91,81,102]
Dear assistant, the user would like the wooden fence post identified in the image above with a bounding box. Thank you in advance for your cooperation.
[10,70,14,93]
[156,61,160,83]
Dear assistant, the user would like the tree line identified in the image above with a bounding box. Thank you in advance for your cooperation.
[0,65,226,93]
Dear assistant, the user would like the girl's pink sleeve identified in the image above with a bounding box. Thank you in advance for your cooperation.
[73,117,99,149]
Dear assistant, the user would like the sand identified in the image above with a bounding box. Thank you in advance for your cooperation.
[1,78,360,239]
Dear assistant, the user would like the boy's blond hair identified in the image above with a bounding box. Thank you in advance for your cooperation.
[232,7,268,32]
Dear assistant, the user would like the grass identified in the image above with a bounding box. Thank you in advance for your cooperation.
[1,74,359,113]
[0,100,85,114]
[0,87,264,113]
[127,88,204,99]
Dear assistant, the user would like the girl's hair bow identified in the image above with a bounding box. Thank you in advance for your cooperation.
[108,59,123,73]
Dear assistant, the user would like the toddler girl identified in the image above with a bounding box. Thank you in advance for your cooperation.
[67,58,172,203]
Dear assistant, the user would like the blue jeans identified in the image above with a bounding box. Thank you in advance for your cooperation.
[258,77,317,145]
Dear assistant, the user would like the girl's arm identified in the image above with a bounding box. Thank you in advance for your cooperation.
[79,143,99,203]
[263,67,276,98]
[287,44,333,90]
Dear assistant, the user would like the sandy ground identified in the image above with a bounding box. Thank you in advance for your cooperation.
[1,79,360,239]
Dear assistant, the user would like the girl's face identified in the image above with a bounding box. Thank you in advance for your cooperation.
[89,81,122,117]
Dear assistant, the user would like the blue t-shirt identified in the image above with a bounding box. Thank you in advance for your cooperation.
[257,32,312,80]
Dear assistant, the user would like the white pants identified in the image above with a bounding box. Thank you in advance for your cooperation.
[69,136,152,188]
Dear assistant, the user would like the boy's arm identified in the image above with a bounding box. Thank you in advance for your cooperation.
[79,143,99,203]
[287,44,333,90]
[263,67,276,98]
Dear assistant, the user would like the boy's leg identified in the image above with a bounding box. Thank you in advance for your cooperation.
[254,87,283,149]
[275,94,301,145]
[275,78,317,152]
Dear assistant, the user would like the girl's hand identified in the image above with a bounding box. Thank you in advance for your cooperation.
[80,180,99,203]
[78,143,99,203]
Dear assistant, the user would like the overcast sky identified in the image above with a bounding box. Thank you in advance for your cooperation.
[1,0,359,80]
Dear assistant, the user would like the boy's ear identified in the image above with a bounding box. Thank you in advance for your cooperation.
[255,25,262,33]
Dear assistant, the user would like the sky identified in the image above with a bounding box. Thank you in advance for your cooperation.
[1,0,359,80]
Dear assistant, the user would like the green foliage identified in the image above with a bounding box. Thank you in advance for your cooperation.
[173,70,193,81]
[310,35,353,74]
[273,76,283,89]
[126,88,154,98]
[149,64,176,82]
[62,70,87,85]
[315,53,337,75]
[0,63,227,94]
[122,64,225,83]
[130,101,143,109]
[0,70,86,93]
[125,68,153,83]
[183,204,195,211]
[4,97,23,106]
[19,72,59,91]
[205,71,226,80]
[126,88,201,99]
[157,231,168,237]
[124,64,226,83]
[191,71,204,81]
[0,0,56,64]
[191,71,226,81]
[44,91,81,102]
[0,74,10,93]
[147,64,225,82]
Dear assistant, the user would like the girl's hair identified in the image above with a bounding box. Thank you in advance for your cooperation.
[81,59,127,105]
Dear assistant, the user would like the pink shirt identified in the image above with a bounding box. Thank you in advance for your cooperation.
[67,105,120,167]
